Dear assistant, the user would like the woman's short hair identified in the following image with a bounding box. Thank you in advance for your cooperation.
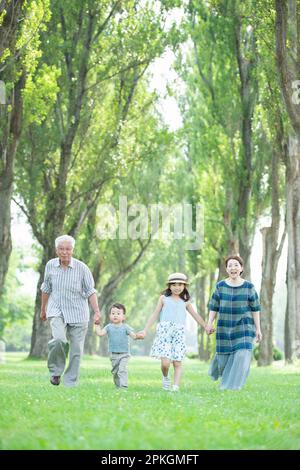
[55,235,76,248]
[225,254,244,267]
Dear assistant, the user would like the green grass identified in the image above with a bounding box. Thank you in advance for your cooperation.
[1,353,300,450]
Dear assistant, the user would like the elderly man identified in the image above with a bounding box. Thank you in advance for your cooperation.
[40,235,101,387]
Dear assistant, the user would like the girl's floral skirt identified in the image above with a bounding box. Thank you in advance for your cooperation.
[150,321,186,361]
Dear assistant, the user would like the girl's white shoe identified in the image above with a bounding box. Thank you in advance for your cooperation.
[162,375,170,390]
[172,384,180,392]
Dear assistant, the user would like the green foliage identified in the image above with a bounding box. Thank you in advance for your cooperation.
[0,250,34,339]
[186,351,199,359]
[3,318,32,352]
[253,345,284,362]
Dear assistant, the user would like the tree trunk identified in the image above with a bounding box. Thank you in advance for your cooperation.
[234,15,258,279]
[284,136,300,360]
[205,272,215,360]
[0,187,12,298]
[29,272,51,358]
[284,265,293,362]
[258,118,286,366]
[0,71,25,297]
[84,309,98,355]
[0,2,26,297]
[258,229,273,365]
[197,275,206,360]
[276,0,300,360]
[29,249,55,358]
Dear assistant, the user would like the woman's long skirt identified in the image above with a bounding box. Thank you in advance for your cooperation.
[208,349,252,390]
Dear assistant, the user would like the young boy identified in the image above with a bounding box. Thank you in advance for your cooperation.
[95,303,142,389]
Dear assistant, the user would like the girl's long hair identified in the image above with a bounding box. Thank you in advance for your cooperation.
[161,284,190,302]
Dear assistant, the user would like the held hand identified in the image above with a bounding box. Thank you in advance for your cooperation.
[40,310,47,321]
[135,333,145,340]
[137,330,146,339]
[93,312,101,325]
[256,331,263,342]
[205,324,215,335]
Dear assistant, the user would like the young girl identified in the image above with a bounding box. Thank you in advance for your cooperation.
[207,255,262,390]
[139,272,213,392]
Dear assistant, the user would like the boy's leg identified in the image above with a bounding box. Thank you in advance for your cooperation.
[47,316,68,378]
[63,322,88,387]
[117,354,130,388]
[111,354,121,387]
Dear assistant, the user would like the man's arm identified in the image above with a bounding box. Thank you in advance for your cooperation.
[88,293,102,325]
[40,293,49,321]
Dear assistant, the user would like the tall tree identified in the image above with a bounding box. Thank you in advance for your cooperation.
[15,1,177,357]
[276,0,300,361]
[180,0,263,280]
[0,1,50,299]
[0,1,26,298]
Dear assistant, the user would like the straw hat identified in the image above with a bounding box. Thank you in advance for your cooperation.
[167,272,189,285]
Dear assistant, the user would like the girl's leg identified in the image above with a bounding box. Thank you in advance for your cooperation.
[173,360,182,387]
[161,357,171,390]
[161,357,171,377]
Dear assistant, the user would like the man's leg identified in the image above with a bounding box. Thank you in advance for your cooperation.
[48,316,69,380]
[63,322,88,387]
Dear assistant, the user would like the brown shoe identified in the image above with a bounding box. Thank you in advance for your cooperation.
[50,376,61,386]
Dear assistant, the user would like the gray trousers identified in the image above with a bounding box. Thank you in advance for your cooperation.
[110,353,130,388]
[48,316,88,387]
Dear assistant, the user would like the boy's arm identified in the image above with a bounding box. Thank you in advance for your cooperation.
[95,324,107,337]
[128,331,137,340]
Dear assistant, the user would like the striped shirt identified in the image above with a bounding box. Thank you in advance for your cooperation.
[208,280,260,354]
[41,257,97,323]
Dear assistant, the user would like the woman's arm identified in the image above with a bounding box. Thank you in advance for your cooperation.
[207,311,217,332]
[252,312,262,342]
[186,303,214,334]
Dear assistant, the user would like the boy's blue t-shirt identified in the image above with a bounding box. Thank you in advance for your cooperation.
[104,323,133,353]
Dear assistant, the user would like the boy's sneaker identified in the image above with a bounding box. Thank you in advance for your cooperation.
[172,384,180,392]
[162,375,170,390]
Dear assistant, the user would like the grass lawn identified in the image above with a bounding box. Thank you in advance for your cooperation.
[0,353,300,450]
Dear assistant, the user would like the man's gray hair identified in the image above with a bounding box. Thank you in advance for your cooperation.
[55,235,75,248]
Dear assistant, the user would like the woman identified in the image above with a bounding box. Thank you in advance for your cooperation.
[207,255,262,390]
